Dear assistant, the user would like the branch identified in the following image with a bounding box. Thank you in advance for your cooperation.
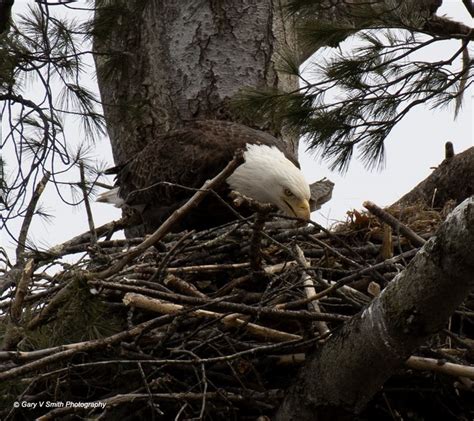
[406,355,474,380]
[280,248,418,310]
[0,314,175,381]
[423,15,474,40]
[88,151,245,280]
[123,293,301,342]
[294,245,330,336]
[39,390,283,420]
[16,172,51,263]
[363,200,426,247]
[89,280,349,323]
[295,0,450,63]
[273,353,474,381]
[276,197,474,420]
[1,259,35,350]
[79,161,97,245]
[393,146,474,209]
[9,258,34,322]
[30,217,129,260]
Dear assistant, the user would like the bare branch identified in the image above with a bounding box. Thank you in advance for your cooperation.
[16,172,51,262]
[363,200,426,247]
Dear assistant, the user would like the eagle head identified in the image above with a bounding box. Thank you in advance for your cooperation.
[226,144,311,221]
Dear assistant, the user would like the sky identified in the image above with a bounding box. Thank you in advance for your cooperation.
[1,0,473,262]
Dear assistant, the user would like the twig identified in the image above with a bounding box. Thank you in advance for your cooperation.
[37,390,283,420]
[0,315,175,381]
[406,355,474,380]
[16,172,51,262]
[163,274,208,298]
[26,278,81,330]
[363,201,426,247]
[149,230,195,283]
[250,210,270,274]
[123,293,301,342]
[0,285,62,310]
[168,262,250,273]
[280,248,418,309]
[211,261,298,297]
[89,280,349,322]
[89,151,245,280]
[28,218,129,260]
[310,234,362,269]
[380,224,393,260]
[294,246,330,336]
[79,161,97,245]
[273,353,306,365]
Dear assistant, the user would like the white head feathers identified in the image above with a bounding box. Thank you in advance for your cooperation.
[227,144,311,220]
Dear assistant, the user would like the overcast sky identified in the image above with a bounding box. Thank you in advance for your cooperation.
[1,0,472,262]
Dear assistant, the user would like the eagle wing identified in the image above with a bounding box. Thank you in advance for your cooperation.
[114,120,298,209]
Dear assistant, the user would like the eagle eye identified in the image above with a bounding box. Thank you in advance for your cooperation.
[284,188,294,197]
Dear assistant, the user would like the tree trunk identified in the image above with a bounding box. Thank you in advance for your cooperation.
[94,0,300,164]
[393,146,474,209]
[276,197,474,420]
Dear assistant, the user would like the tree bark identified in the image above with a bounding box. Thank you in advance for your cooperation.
[275,197,474,420]
[296,0,446,62]
[94,0,300,164]
[393,146,474,209]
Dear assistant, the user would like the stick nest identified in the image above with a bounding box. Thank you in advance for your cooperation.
[1,205,473,420]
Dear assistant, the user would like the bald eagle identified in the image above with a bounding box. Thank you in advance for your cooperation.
[97,120,311,233]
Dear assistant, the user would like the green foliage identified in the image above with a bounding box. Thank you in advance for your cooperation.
[298,20,356,50]
[20,278,125,350]
[235,24,472,172]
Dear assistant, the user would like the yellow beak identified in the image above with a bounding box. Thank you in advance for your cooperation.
[295,198,311,220]
[284,198,311,221]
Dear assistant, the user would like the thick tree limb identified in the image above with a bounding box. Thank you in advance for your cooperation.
[296,0,474,64]
[296,0,448,62]
[276,197,474,420]
[393,146,474,209]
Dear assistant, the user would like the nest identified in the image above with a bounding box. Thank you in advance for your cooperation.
[1,202,473,420]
